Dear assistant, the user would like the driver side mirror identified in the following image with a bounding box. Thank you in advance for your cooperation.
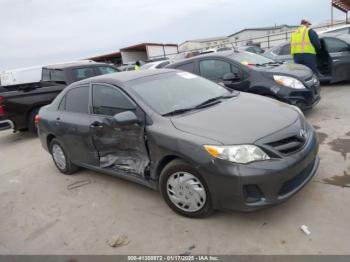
[222,72,240,82]
[113,111,139,126]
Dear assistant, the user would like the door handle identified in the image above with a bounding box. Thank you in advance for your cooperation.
[90,121,103,129]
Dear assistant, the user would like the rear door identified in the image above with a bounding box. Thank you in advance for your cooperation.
[58,85,100,166]
[89,83,150,177]
[198,58,250,91]
[323,37,350,82]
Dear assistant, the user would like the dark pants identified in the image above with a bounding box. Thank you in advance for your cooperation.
[293,53,319,75]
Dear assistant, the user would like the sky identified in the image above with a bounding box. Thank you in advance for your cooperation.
[0,0,346,71]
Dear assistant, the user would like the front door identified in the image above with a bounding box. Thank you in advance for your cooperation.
[89,83,150,177]
[198,59,250,91]
[323,37,350,83]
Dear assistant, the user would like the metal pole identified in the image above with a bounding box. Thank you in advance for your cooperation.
[331,2,333,26]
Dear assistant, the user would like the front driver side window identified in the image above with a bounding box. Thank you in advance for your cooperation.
[199,60,233,80]
[324,38,350,53]
[92,84,135,116]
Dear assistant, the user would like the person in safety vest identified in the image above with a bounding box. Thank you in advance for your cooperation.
[134,61,141,71]
[291,19,321,76]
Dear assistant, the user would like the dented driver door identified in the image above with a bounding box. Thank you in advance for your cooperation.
[90,84,150,178]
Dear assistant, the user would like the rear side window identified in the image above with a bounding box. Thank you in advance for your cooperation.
[72,67,96,81]
[95,66,118,75]
[279,44,291,55]
[175,62,195,73]
[92,84,135,116]
[156,61,170,68]
[65,86,89,114]
[324,38,350,53]
[199,59,233,80]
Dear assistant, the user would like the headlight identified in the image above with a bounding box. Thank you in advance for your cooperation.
[204,145,270,164]
[273,75,305,89]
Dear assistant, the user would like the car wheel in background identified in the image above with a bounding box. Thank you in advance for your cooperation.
[160,159,213,218]
[50,138,78,175]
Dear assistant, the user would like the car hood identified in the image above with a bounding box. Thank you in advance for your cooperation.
[256,63,313,81]
[170,93,301,145]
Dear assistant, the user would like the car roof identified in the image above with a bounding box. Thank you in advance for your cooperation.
[169,50,238,65]
[43,61,112,70]
[70,69,178,87]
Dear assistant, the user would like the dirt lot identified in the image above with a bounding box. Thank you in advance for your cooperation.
[0,84,350,255]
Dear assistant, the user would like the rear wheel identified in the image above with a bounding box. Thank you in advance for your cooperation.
[160,159,213,218]
[50,139,78,175]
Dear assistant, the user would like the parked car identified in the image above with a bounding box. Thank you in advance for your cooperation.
[38,69,319,218]
[318,24,350,35]
[216,47,233,52]
[141,60,170,70]
[0,62,119,132]
[166,51,321,110]
[238,45,265,54]
[117,64,135,71]
[263,34,350,83]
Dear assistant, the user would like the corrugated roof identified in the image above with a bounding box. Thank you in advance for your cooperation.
[332,0,350,12]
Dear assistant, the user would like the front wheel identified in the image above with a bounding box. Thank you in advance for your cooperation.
[160,159,213,218]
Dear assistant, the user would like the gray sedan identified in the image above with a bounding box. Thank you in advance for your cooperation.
[263,34,350,83]
[37,69,319,218]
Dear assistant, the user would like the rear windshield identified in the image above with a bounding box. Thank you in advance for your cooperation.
[229,52,273,66]
[42,69,65,83]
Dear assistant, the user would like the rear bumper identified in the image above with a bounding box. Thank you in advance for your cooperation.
[0,118,14,131]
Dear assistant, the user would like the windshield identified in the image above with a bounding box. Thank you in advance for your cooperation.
[129,72,230,115]
[229,52,273,66]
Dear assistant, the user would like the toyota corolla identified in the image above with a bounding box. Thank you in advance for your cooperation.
[38,69,319,218]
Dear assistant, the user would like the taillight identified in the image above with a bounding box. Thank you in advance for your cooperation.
[0,96,4,116]
[34,115,41,125]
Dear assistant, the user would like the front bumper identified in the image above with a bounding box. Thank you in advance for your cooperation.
[197,126,319,212]
[276,79,321,110]
[0,118,14,131]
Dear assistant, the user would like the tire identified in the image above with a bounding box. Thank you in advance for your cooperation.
[159,159,213,218]
[50,138,78,175]
[28,108,40,134]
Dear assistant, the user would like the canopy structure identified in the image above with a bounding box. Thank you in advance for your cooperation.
[332,0,350,24]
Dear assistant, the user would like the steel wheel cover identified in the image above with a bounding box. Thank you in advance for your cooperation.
[52,144,66,170]
[166,171,206,212]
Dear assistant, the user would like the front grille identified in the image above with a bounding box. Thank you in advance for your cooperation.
[266,135,305,155]
[278,158,315,196]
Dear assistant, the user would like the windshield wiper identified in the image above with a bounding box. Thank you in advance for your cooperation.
[255,61,283,67]
[194,92,237,109]
[162,92,238,117]
[162,107,197,117]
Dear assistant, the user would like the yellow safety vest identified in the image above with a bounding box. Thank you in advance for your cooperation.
[291,26,316,55]
[134,65,141,71]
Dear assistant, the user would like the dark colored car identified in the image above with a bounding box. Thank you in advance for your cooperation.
[0,62,119,133]
[38,69,319,218]
[263,34,350,83]
[166,51,321,110]
[238,45,265,54]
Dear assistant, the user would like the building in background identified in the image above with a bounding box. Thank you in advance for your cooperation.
[120,43,178,64]
[228,24,298,48]
[179,36,229,52]
[89,43,178,65]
